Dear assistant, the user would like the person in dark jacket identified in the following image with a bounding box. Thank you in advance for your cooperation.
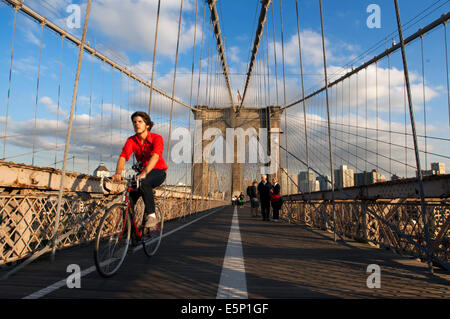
[257,175,272,221]
[270,177,282,222]
[247,181,259,217]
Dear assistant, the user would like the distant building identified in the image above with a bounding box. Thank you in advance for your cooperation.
[317,175,332,191]
[355,169,386,186]
[334,165,354,189]
[280,172,298,195]
[421,162,446,177]
[298,170,317,193]
[315,180,320,191]
[431,162,445,174]
[93,162,110,178]
[355,170,377,186]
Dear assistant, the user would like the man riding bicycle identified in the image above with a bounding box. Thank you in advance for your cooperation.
[112,111,168,231]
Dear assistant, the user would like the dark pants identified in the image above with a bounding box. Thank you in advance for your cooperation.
[129,169,166,216]
[271,201,281,220]
[260,200,270,220]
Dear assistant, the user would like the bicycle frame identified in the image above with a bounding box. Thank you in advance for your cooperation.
[124,181,144,242]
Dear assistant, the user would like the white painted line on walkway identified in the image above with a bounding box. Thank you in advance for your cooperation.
[216,205,248,299]
[22,206,225,299]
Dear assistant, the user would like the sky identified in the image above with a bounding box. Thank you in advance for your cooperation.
[0,0,448,187]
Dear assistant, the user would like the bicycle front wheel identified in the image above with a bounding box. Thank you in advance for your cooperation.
[94,204,131,277]
[143,205,164,257]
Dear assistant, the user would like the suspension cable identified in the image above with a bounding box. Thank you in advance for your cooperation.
[100,59,105,162]
[319,0,336,242]
[279,0,289,178]
[445,22,450,129]
[296,0,311,194]
[196,3,206,106]
[87,50,93,173]
[265,20,271,105]
[420,35,428,169]
[166,0,184,168]
[3,5,18,160]
[55,35,64,169]
[148,0,161,115]
[271,3,279,105]
[388,45,392,175]
[32,22,45,166]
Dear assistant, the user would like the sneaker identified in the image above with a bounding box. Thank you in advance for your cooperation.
[144,214,159,230]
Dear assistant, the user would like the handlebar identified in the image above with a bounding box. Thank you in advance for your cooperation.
[101,177,113,193]
[101,175,141,194]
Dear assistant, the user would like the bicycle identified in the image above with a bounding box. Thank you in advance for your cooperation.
[94,164,164,277]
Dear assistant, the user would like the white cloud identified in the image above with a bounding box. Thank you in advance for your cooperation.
[89,0,200,57]
[130,61,154,81]
[39,96,68,117]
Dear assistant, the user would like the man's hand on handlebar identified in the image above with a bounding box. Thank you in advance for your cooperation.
[112,173,122,182]
[137,171,147,181]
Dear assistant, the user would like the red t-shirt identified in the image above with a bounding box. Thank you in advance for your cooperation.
[119,132,168,171]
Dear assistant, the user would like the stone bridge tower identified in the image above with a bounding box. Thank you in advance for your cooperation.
[192,106,282,198]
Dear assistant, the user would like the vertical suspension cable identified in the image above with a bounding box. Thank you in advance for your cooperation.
[119,70,122,169]
[388,50,392,175]
[348,73,351,166]
[365,67,368,172]
[127,72,130,132]
[334,79,338,151]
[393,0,432,274]
[341,81,344,166]
[213,50,218,106]
[188,0,199,193]
[52,0,92,261]
[265,22,271,105]
[196,3,206,106]
[444,22,450,129]
[206,19,211,106]
[319,0,336,241]
[3,6,18,160]
[356,71,359,172]
[208,27,214,107]
[87,51,93,173]
[279,0,289,177]
[32,22,45,166]
[404,78,407,177]
[166,0,184,170]
[262,27,268,107]
[295,0,311,194]
[110,67,114,165]
[148,0,161,116]
[420,35,428,170]
[257,51,261,106]
[55,35,64,168]
[100,59,105,162]
[375,60,379,172]
[271,3,279,105]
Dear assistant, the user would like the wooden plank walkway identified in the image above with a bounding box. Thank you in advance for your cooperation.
[0,205,448,299]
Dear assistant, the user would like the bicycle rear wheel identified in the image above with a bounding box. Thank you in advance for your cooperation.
[143,205,164,257]
[94,204,131,277]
